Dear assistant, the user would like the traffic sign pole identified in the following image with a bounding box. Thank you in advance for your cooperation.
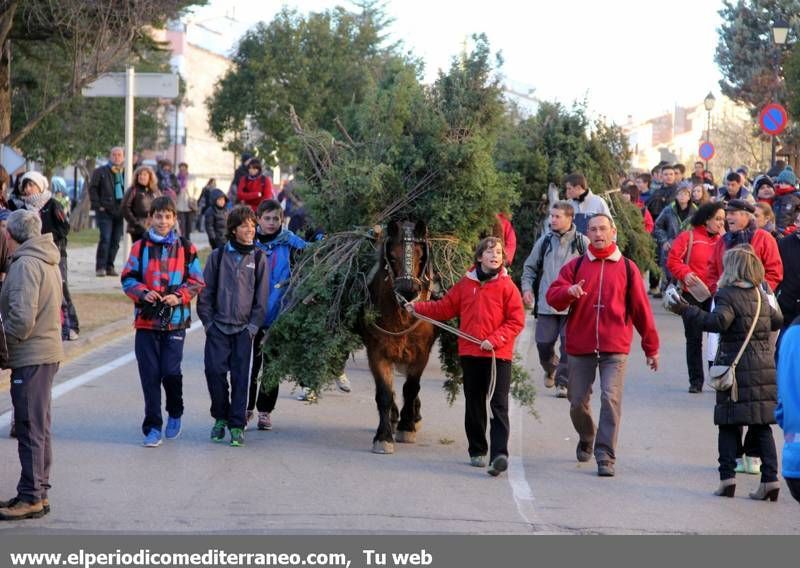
[123,66,135,262]
[758,103,789,168]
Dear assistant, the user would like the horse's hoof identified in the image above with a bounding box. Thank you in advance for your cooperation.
[372,441,395,454]
[396,430,416,444]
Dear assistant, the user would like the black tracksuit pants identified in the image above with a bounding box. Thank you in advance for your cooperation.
[204,324,253,430]
[460,356,511,461]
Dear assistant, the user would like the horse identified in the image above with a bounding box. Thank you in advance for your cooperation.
[360,220,438,454]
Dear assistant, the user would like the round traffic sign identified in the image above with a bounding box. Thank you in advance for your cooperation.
[699,141,715,161]
[759,103,789,136]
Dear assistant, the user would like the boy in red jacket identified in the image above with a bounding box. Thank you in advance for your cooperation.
[236,159,274,212]
[407,237,525,477]
[547,214,659,477]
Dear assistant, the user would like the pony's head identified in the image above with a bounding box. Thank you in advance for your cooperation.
[384,220,430,302]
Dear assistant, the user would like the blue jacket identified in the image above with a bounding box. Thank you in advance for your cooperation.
[255,229,307,327]
[777,323,800,478]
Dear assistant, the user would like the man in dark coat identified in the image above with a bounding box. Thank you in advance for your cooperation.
[88,147,125,277]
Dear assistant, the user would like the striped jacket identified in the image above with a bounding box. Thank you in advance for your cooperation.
[121,231,205,330]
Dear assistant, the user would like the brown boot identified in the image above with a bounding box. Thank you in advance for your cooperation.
[0,499,45,520]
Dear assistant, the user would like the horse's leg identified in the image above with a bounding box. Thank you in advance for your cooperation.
[390,401,400,432]
[396,355,429,443]
[369,354,396,454]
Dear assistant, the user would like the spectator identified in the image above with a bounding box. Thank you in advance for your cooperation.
[195,178,216,232]
[754,203,779,239]
[564,172,612,235]
[156,160,178,203]
[691,161,706,185]
[120,166,161,243]
[707,200,782,295]
[204,189,228,250]
[12,172,78,341]
[754,175,775,208]
[775,315,800,504]
[408,236,525,477]
[620,184,654,232]
[50,177,71,219]
[120,196,205,447]
[719,172,754,204]
[521,202,588,398]
[236,159,274,212]
[772,167,800,235]
[654,185,697,284]
[546,214,659,477]
[88,147,125,277]
[229,152,253,206]
[674,163,686,183]
[635,173,652,205]
[197,206,269,448]
[0,209,63,521]
[690,183,712,207]
[247,200,309,431]
[776,227,800,341]
[175,162,199,240]
[666,202,725,392]
[646,164,678,222]
[670,245,782,501]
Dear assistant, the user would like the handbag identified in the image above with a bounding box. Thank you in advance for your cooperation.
[708,289,761,401]
[664,231,698,310]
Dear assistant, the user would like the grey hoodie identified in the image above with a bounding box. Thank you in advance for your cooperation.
[0,233,64,368]
[521,225,589,316]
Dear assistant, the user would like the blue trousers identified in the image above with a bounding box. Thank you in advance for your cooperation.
[204,324,254,429]
[95,209,123,271]
[135,329,186,435]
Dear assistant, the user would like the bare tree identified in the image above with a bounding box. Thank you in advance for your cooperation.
[0,0,198,146]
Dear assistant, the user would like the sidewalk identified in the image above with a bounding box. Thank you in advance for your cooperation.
[0,231,210,390]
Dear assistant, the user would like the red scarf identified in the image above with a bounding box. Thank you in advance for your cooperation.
[589,243,617,259]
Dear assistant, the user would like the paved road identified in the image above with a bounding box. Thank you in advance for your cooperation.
[0,302,798,534]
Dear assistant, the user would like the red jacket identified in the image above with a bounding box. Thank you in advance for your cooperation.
[638,200,654,233]
[413,266,525,361]
[546,247,659,357]
[237,175,274,212]
[665,226,721,292]
[707,228,783,293]
[497,213,517,264]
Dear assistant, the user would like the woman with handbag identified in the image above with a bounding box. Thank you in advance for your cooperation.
[668,245,783,500]
[666,202,725,393]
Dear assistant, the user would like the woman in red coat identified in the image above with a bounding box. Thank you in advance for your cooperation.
[236,159,274,212]
[407,236,525,477]
[666,202,725,393]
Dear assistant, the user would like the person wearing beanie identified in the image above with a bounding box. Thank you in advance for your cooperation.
[49,177,71,217]
[772,167,800,235]
[12,172,79,341]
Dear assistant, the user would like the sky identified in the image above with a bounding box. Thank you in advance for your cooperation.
[186,0,725,124]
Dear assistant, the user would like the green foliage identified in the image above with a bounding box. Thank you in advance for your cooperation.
[606,192,659,276]
[207,2,412,164]
[716,0,800,112]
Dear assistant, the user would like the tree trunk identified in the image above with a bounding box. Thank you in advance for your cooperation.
[0,2,18,141]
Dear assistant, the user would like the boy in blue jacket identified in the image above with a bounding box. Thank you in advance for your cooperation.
[777,315,800,504]
[246,200,307,430]
[197,206,269,447]
[120,197,205,447]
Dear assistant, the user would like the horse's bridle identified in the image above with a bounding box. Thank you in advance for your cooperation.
[383,224,431,304]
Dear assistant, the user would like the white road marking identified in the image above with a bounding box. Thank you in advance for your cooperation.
[0,321,202,427]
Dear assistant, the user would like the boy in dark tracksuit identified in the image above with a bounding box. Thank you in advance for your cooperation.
[121,196,205,447]
[204,188,228,250]
[197,205,269,447]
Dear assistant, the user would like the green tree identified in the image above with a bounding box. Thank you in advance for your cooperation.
[206,1,412,165]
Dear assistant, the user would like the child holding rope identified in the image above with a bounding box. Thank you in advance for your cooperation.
[406,236,525,476]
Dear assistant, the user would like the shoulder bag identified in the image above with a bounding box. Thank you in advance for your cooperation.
[708,289,761,401]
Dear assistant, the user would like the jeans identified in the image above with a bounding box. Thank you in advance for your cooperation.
[682,293,711,388]
[95,209,123,271]
[718,424,778,482]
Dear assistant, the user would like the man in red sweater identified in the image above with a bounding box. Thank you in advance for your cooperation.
[706,199,783,294]
[547,214,659,477]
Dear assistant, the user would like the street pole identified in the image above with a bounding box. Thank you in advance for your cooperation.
[173,104,179,166]
[706,110,711,171]
[123,65,134,261]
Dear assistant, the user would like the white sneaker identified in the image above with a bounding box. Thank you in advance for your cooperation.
[555,385,568,398]
[335,373,351,393]
[68,329,79,341]
[296,387,317,402]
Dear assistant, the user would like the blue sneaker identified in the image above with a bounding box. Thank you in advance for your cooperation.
[165,417,182,440]
[142,429,162,447]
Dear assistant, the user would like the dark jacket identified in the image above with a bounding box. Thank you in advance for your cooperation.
[777,232,800,320]
[88,164,124,217]
[197,243,269,331]
[9,197,70,256]
[121,185,161,240]
[683,285,782,426]
[204,189,228,249]
[653,202,697,248]
[772,184,800,233]
[646,183,677,219]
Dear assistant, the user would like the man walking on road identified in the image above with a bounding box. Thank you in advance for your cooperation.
[546,214,659,477]
[564,173,611,236]
[521,201,588,398]
[88,147,125,277]
[0,210,64,520]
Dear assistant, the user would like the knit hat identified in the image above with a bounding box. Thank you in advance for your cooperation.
[753,174,774,192]
[50,176,67,194]
[20,171,48,193]
[776,166,797,187]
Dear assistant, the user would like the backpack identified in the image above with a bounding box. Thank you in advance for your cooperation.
[571,253,634,322]
[532,232,587,316]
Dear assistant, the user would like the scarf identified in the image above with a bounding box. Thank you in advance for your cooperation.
[22,189,53,213]
[724,219,757,249]
[256,228,279,244]
[111,166,124,200]
[589,243,617,259]
[475,264,499,282]
[148,227,177,245]
[230,240,255,255]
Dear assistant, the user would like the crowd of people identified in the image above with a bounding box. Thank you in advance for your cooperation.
[1,150,800,522]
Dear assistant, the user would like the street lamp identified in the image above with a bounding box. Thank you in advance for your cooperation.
[771,18,790,167]
[704,92,715,170]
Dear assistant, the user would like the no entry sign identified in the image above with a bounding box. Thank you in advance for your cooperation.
[759,103,789,136]
[699,141,715,161]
